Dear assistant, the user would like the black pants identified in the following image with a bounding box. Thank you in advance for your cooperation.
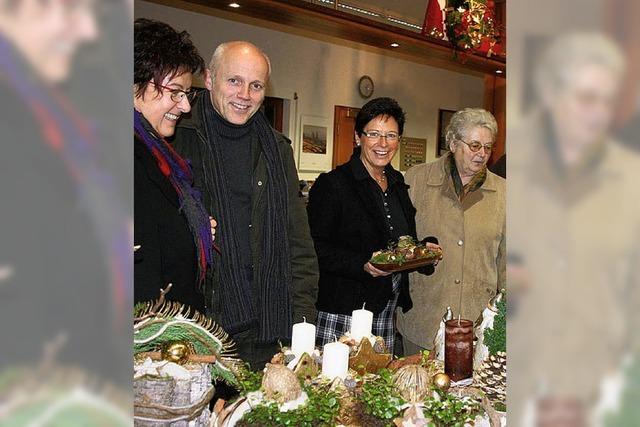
[212,327,280,403]
[232,327,280,371]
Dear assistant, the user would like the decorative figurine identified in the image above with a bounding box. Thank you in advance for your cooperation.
[433,306,453,361]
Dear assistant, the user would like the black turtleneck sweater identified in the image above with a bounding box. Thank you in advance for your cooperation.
[210,108,255,277]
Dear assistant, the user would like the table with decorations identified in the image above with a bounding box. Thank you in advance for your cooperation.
[133,277,506,427]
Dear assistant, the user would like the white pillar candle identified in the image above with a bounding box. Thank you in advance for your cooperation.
[291,318,316,358]
[350,304,373,341]
[321,341,349,380]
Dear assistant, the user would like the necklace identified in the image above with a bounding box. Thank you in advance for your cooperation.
[367,168,386,184]
[361,156,387,185]
[373,172,386,184]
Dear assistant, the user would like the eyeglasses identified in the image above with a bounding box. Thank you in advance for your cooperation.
[362,130,401,142]
[459,139,494,153]
[152,82,197,103]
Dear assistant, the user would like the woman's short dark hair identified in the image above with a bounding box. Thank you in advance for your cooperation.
[354,97,406,137]
[134,18,205,98]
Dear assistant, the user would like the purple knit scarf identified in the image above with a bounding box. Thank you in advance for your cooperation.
[134,109,213,285]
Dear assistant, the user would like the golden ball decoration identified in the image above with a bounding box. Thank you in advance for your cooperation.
[261,363,302,403]
[392,364,431,403]
[160,341,192,364]
[432,372,451,392]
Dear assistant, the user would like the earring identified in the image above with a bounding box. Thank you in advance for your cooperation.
[356,140,361,147]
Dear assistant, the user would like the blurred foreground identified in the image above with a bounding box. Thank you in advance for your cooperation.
[0,0,133,424]
[508,0,640,426]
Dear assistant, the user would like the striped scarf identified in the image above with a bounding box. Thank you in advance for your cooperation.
[134,110,213,286]
[200,100,292,343]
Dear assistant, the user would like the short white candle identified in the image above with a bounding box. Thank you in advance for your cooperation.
[291,317,316,358]
[350,304,373,341]
[321,341,349,380]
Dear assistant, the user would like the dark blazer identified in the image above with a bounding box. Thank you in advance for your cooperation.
[172,94,319,323]
[307,152,431,315]
[134,134,205,312]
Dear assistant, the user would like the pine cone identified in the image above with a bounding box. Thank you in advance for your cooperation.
[473,351,506,405]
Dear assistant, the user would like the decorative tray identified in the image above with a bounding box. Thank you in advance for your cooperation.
[370,235,442,273]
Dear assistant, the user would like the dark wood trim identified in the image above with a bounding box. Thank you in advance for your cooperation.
[262,96,284,132]
[332,105,342,169]
[144,0,505,77]
[483,74,506,165]
[332,105,360,168]
[436,109,455,158]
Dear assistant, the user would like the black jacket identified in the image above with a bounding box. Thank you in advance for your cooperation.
[308,152,431,315]
[134,134,205,312]
[171,93,319,323]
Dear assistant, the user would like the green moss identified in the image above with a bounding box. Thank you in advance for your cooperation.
[238,385,340,427]
[236,364,263,393]
[484,297,506,355]
[359,369,405,423]
[423,389,481,427]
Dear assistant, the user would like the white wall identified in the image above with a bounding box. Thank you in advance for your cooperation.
[135,1,484,179]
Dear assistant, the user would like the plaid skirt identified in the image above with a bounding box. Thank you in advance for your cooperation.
[316,274,401,353]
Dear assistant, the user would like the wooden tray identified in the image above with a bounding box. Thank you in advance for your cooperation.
[371,252,440,273]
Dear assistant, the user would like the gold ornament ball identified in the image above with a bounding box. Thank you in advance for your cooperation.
[161,341,191,364]
[432,373,451,392]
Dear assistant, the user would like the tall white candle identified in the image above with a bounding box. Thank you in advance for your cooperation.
[321,341,349,380]
[291,318,316,358]
[350,304,373,341]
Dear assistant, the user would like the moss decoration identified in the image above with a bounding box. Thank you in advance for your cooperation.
[483,296,506,355]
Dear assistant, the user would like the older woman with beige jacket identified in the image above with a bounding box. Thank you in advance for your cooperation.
[397,108,505,355]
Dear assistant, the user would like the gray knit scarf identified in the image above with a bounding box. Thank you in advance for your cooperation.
[200,100,292,343]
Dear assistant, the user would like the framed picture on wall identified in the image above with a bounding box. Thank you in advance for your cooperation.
[298,115,332,172]
[437,109,456,157]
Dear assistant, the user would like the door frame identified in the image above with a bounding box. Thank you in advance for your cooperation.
[332,105,360,168]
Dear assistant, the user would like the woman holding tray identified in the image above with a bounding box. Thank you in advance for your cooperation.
[307,97,440,354]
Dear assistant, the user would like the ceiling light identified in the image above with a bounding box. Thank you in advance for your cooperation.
[229,2,240,8]
[495,70,503,74]
[390,42,400,48]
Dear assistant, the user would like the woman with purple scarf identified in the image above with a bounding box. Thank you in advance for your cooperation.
[134,19,215,312]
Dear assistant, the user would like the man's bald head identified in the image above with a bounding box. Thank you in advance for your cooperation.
[205,41,271,125]
[209,41,271,82]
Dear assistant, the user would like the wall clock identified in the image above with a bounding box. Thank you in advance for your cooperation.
[358,75,374,99]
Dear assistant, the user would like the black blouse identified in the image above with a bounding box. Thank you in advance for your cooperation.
[307,150,423,315]
[364,171,410,243]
